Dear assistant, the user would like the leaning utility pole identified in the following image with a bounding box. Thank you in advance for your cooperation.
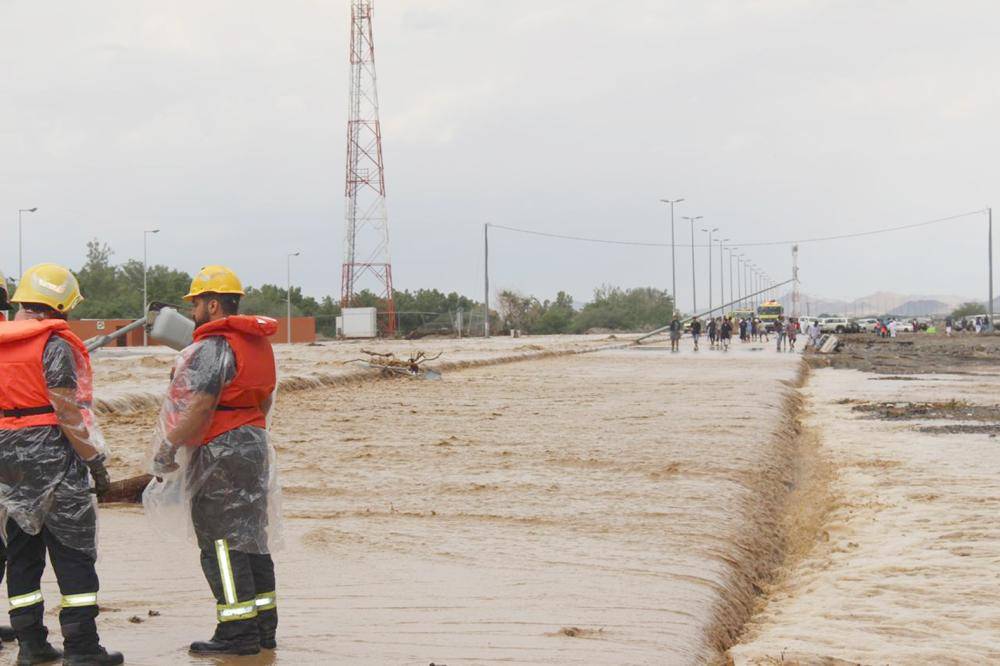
[342,0,396,334]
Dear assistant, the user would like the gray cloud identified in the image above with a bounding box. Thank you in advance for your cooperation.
[2,0,998,312]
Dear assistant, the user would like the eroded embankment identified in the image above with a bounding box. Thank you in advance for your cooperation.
[708,361,836,665]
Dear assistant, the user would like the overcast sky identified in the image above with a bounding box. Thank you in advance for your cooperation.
[3,1,998,311]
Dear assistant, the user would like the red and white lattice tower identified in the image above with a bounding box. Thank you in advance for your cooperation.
[342,0,396,334]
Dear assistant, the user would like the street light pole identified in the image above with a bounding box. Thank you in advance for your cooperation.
[989,207,994,332]
[744,261,751,311]
[143,229,160,346]
[17,207,38,278]
[484,223,490,337]
[682,216,703,313]
[719,238,729,311]
[702,227,719,314]
[660,198,684,312]
[287,252,300,344]
[726,247,739,312]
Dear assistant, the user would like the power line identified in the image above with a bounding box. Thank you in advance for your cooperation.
[489,209,986,249]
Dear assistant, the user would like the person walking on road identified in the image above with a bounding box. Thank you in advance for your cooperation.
[146,266,281,656]
[775,316,787,351]
[720,317,733,352]
[786,318,798,352]
[690,316,701,351]
[707,317,717,350]
[669,313,682,353]
[0,264,122,666]
[807,319,822,348]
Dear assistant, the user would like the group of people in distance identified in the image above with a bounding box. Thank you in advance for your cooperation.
[668,313,804,353]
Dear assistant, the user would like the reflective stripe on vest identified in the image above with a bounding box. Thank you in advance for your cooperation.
[9,590,43,609]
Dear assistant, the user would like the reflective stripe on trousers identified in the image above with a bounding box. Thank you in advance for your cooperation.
[215,539,258,623]
[9,590,43,610]
[255,591,276,611]
[61,592,98,608]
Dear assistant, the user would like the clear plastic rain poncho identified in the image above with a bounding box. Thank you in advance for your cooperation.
[142,336,283,554]
[0,333,106,559]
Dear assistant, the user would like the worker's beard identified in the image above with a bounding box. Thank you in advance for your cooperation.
[193,311,210,329]
[14,309,46,321]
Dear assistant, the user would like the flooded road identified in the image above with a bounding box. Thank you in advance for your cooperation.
[13,343,803,665]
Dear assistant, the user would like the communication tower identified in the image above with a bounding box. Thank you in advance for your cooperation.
[341,0,396,334]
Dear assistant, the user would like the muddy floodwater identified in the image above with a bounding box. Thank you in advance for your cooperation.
[6,340,803,665]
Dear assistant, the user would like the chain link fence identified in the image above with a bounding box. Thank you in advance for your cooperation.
[313,309,494,340]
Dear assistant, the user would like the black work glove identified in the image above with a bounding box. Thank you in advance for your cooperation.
[152,441,180,478]
[85,455,111,498]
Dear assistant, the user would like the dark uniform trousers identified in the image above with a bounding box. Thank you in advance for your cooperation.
[5,521,100,653]
[190,427,277,644]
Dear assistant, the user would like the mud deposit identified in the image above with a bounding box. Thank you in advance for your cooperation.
[806,333,1000,374]
[730,363,1000,665]
[37,341,806,665]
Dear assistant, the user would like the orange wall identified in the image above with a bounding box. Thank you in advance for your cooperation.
[69,317,316,348]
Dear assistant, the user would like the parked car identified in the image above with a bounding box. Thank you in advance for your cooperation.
[856,317,879,332]
[818,317,859,334]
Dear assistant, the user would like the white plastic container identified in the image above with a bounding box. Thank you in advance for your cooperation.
[149,307,195,350]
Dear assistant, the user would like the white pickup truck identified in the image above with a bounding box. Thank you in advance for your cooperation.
[818,317,858,334]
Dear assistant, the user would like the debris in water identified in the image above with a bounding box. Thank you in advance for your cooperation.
[345,349,443,380]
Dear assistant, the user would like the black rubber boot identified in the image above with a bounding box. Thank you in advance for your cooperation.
[188,639,259,656]
[190,620,259,656]
[16,640,63,665]
[257,609,277,650]
[61,647,124,666]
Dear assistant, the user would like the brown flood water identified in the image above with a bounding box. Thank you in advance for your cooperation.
[10,343,802,665]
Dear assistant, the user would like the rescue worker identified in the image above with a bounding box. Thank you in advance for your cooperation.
[1,270,9,320]
[0,271,20,649]
[147,266,279,656]
[0,264,122,665]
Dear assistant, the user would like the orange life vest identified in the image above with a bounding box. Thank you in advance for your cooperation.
[0,320,93,430]
[192,315,277,444]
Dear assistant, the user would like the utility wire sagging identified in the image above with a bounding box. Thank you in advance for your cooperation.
[490,209,986,248]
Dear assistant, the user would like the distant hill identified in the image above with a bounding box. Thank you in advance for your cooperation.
[776,291,969,317]
[888,300,951,316]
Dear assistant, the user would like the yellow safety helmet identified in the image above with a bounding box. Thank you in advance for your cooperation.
[184,265,245,301]
[11,263,84,313]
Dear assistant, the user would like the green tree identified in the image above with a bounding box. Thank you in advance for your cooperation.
[572,285,673,333]
[951,302,987,318]
[533,291,575,334]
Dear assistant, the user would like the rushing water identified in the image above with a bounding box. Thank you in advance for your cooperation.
[81,343,802,665]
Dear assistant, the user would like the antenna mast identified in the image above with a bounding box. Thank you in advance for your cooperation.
[341,0,396,334]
